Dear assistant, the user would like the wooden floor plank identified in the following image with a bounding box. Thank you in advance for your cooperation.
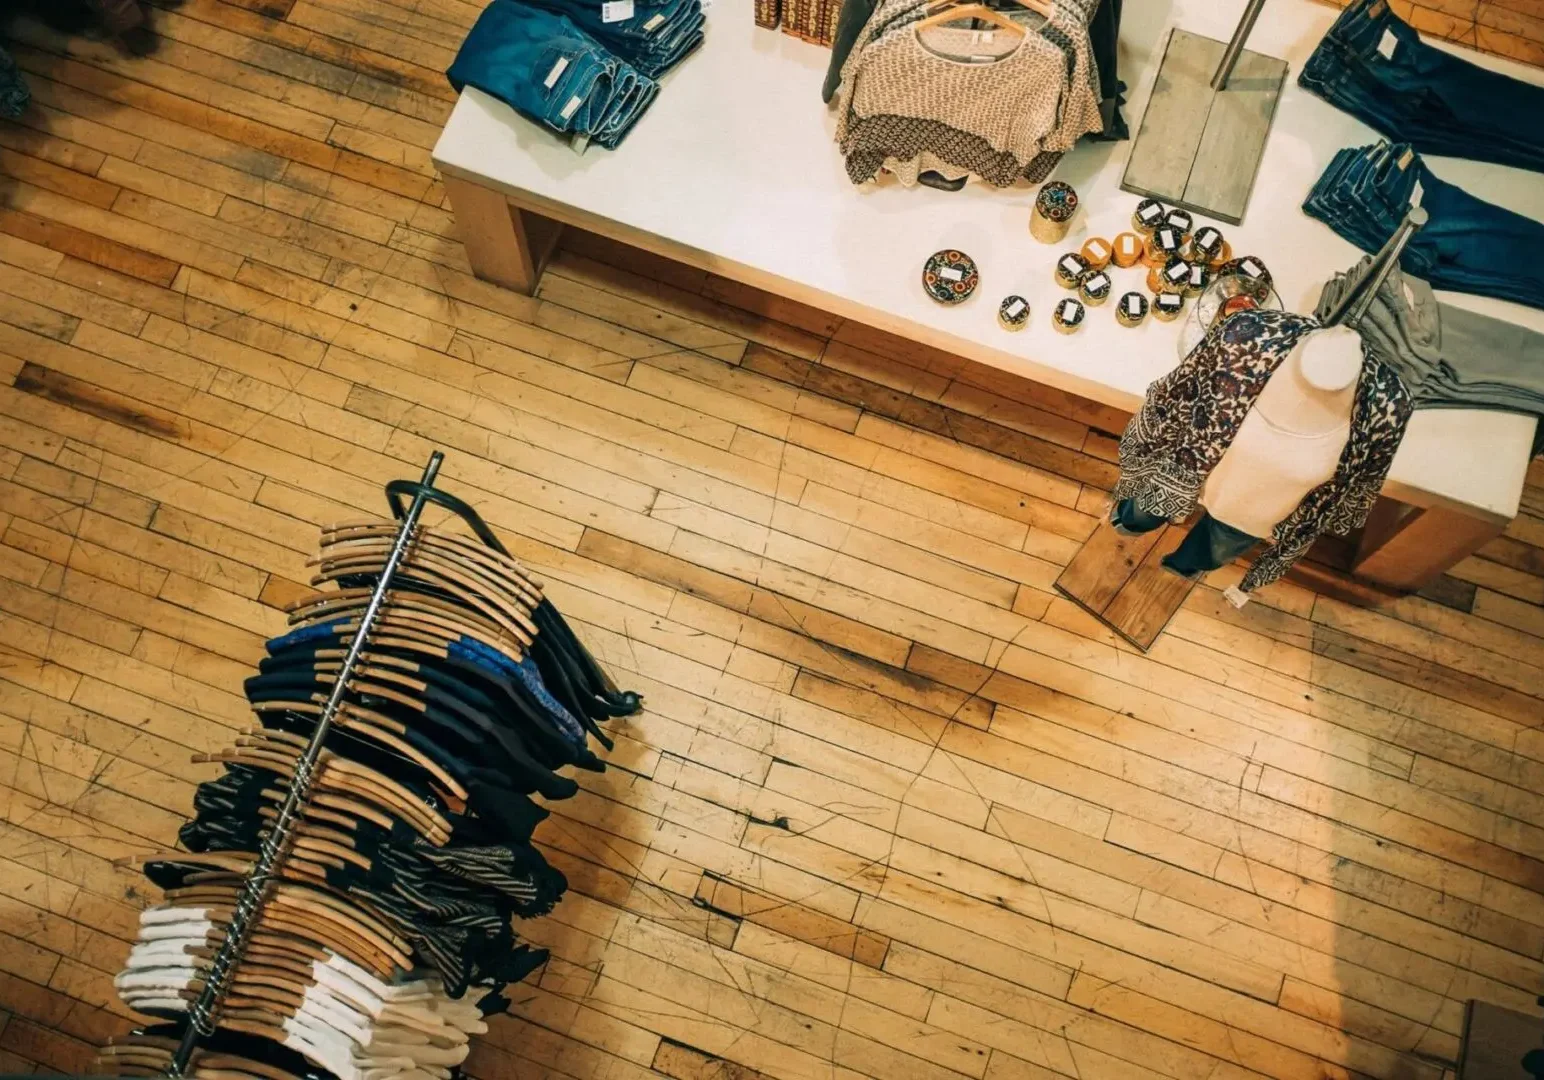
[3,9,1543,1080]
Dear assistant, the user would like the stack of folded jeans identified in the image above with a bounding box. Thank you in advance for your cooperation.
[1299,0,1544,173]
[1316,255,1544,451]
[1303,141,1544,312]
[448,0,704,150]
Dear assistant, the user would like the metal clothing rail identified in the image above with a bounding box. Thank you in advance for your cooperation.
[1321,205,1429,329]
[166,450,446,1078]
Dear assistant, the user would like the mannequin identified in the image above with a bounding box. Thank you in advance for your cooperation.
[1199,325,1360,538]
[1111,324,1364,598]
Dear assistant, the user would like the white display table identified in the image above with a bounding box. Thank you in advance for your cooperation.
[431,0,1544,592]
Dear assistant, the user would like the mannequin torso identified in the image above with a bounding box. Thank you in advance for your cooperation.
[1200,327,1361,537]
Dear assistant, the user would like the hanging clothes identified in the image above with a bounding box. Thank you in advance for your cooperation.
[833,0,1103,186]
[99,477,641,1080]
[1112,309,1413,595]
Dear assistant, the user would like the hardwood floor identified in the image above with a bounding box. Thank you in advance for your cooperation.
[2,4,1544,1079]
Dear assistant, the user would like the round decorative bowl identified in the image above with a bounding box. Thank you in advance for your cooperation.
[922,250,980,305]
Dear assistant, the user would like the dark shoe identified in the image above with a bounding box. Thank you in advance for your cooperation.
[120,25,158,55]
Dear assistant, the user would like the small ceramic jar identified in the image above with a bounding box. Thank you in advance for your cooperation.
[1080,237,1113,271]
[1132,198,1166,235]
[1112,232,1145,269]
[1054,252,1090,289]
[1116,291,1149,327]
[998,295,1030,331]
[1162,208,1194,243]
[1183,260,1211,297]
[1031,180,1079,243]
[1152,291,1186,321]
[1051,297,1086,334]
[1079,270,1113,306]
[1148,256,1190,294]
[1187,225,1225,266]
[1144,225,1183,267]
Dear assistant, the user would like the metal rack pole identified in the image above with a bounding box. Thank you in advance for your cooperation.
[1321,205,1428,328]
[1210,0,1268,90]
[167,450,445,1077]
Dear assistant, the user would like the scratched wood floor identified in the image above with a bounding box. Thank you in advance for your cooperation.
[3,4,1544,1080]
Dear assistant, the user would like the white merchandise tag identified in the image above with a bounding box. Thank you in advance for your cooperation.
[1189,264,1205,285]
[1138,203,1161,222]
[1241,258,1262,277]
[560,95,583,120]
[544,56,569,88]
[939,266,964,282]
[1006,299,1026,317]
[1377,29,1397,59]
[1409,179,1423,207]
[1087,240,1107,258]
[1126,295,1141,316]
[1087,273,1108,290]
[1119,236,1137,255]
[1158,227,1176,248]
[1060,256,1082,274]
[1166,263,1188,284]
[602,0,635,22]
[1060,300,1078,319]
[643,12,665,30]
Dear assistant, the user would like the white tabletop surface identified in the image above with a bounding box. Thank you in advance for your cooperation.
[433,0,1544,522]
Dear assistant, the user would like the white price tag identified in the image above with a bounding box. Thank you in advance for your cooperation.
[1006,299,1026,317]
[1241,258,1262,277]
[939,266,964,282]
[643,12,665,30]
[1126,295,1141,316]
[1087,240,1107,259]
[1138,203,1161,222]
[1060,256,1082,275]
[1087,273,1108,291]
[1158,228,1176,248]
[1189,264,1205,285]
[1060,300,1078,319]
[560,95,583,120]
[1409,179,1423,207]
[544,56,569,88]
[602,0,635,22]
[1119,236,1138,255]
[1377,29,1397,59]
[1166,263,1188,284]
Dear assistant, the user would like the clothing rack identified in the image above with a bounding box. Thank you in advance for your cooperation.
[1320,204,1429,329]
[165,451,447,1077]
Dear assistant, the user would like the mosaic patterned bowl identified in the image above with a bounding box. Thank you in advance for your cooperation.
[922,250,980,305]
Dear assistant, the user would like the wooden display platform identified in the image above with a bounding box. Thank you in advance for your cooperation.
[1121,28,1287,224]
[1054,516,1202,651]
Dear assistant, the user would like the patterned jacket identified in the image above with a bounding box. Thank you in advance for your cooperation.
[1112,309,1412,594]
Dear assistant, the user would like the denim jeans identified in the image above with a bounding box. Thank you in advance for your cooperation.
[1111,500,1260,579]
[447,0,660,147]
[1304,142,1544,311]
[1300,0,1544,172]
[521,0,705,78]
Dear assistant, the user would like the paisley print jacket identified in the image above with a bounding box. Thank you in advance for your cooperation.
[1112,309,1412,594]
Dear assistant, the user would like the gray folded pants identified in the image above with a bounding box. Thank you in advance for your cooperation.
[1317,257,1544,450]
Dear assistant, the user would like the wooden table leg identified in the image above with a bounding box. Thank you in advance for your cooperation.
[1352,496,1505,592]
[443,175,563,295]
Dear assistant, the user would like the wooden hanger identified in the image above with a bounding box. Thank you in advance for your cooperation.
[307,558,538,646]
[249,696,468,805]
[324,519,546,596]
[320,527,547,610]
[915,0,1033,36]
